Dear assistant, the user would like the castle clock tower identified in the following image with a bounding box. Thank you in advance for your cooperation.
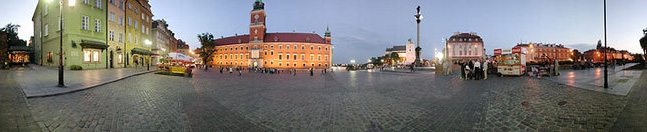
[250,0,267,42]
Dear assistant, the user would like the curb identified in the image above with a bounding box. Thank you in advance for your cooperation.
[25,70,157,99]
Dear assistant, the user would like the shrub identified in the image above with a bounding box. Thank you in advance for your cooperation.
[70,65,83,70]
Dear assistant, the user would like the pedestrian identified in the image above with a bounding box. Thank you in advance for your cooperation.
[465,64,471,80]
[483,60,489,80]
[134,59,139,69]
[220,67,223,73]
[460,61,466,80]
[410,63,415,72]
[310,68,314,76]
[238,68,242,76]
[294,69,297,76]
[229,67,233,73]
[474,60,481,80]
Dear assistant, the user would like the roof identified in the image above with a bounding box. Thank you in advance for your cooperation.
[386,45,406,51]
[9,46,31,51]
[213,33,327,46]
[448,33,483,43]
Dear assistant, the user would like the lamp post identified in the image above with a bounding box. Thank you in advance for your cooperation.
[603,0,608,88]
[414,5,423,67]
[49,0,75,87]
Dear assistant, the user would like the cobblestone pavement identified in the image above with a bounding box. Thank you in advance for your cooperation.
[612,70,647,131]
[0,71,42,131]
[25,69,634,131]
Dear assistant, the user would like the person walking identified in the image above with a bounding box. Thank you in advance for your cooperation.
[474,60,481,80]
[460,61,466,80]
[229,67,233,73]
[134,59,139,69]
[310,68,314,76]
[238,67,242,76]
[483,60,489,80]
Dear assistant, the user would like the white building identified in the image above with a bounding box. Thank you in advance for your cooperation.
[446,32,486,62]
[151,19,172,65]
[384,39,416,64]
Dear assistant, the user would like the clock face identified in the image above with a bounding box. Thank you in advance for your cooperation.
[254,14,260,20]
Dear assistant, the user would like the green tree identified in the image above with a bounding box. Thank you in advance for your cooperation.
[570,49,582,62]
[390,52,401,64]
[197,32,216,65]
[0,23,27,46]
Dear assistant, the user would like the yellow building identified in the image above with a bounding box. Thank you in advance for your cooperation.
[123,0,153,67]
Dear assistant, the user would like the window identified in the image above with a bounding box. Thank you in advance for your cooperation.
[310,46,314,50]
[293,54,297,60]
[278,53,282,60]
[57,17,62,30]
[294,45,297,49]
[303,64,306,67]
[44,4,48,15]
[109,31,114,41]
[95,0,101,8]
[311,63,315,66]
[47,52,53,63]
[294,62,297,67]
[109,12,115,22]
[128,17,132,26]
[84,49,101,63]
[134,35,137,44]
[310,54,314,60]
[110,0,114,4]
[118,33,123,43]
[270,45,274,48]
[264,50,267,55]
[325,47,328,50]
[278,62,282,66]
[318,54,321,60]
[119,0,123,9]
[84,0,90,4]
[44,24,49,36]
[301,45,305,49]
[134,20,138,29]
[95,19,101,32]
[270,50,274,55]
[301,54,305,60]
[318,46,321,50]
[286,45,290,49]
[279,45,282,49]
[81,16,89,30]
[128,33,132,42]
[119,17,124,25]
[128,3,131,9]
[286,62,289,66]
[141,24,145,33]
[325,55,328,61]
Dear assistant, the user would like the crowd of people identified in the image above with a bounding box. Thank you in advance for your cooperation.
[459,60,490,80]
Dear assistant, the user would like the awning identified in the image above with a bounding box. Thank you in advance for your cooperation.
[8,46,31,51]
[80,39,109,49]
[131,48,153,55]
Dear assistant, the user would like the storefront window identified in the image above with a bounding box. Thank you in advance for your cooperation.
[84,49,101,63]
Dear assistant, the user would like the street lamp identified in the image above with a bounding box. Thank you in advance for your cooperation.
[414,5,423,67]
[603,0,608,88]
[49,0,75,87]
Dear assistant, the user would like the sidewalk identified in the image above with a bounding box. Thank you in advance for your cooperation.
[0,70,42,131]
[612,69,647,131]
[12,65,157,98]
[543,63,642,96]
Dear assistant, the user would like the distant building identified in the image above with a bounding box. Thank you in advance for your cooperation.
[384,39,415,64]
[152,19,172,65]
[514,43,571,62]
[210,0,333,69]
[446,32,485,62]
[583,47,634,63]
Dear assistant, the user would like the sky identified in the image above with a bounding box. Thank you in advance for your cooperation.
[2,0,646,64]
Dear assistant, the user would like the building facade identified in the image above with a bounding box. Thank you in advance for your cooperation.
[384,39,415,64]
[210,0,333,69]
[583,47,634,63]
[107,0,126,68]
[123,0,153,67]
[514,43,572,62]
[33,0,109,69]
[151,19,172,65]
[446,32,485,62]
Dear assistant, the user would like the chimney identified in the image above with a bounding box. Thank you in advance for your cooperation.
[470,32,477,35]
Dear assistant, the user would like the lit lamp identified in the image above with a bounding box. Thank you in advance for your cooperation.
[47,0,76,87]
